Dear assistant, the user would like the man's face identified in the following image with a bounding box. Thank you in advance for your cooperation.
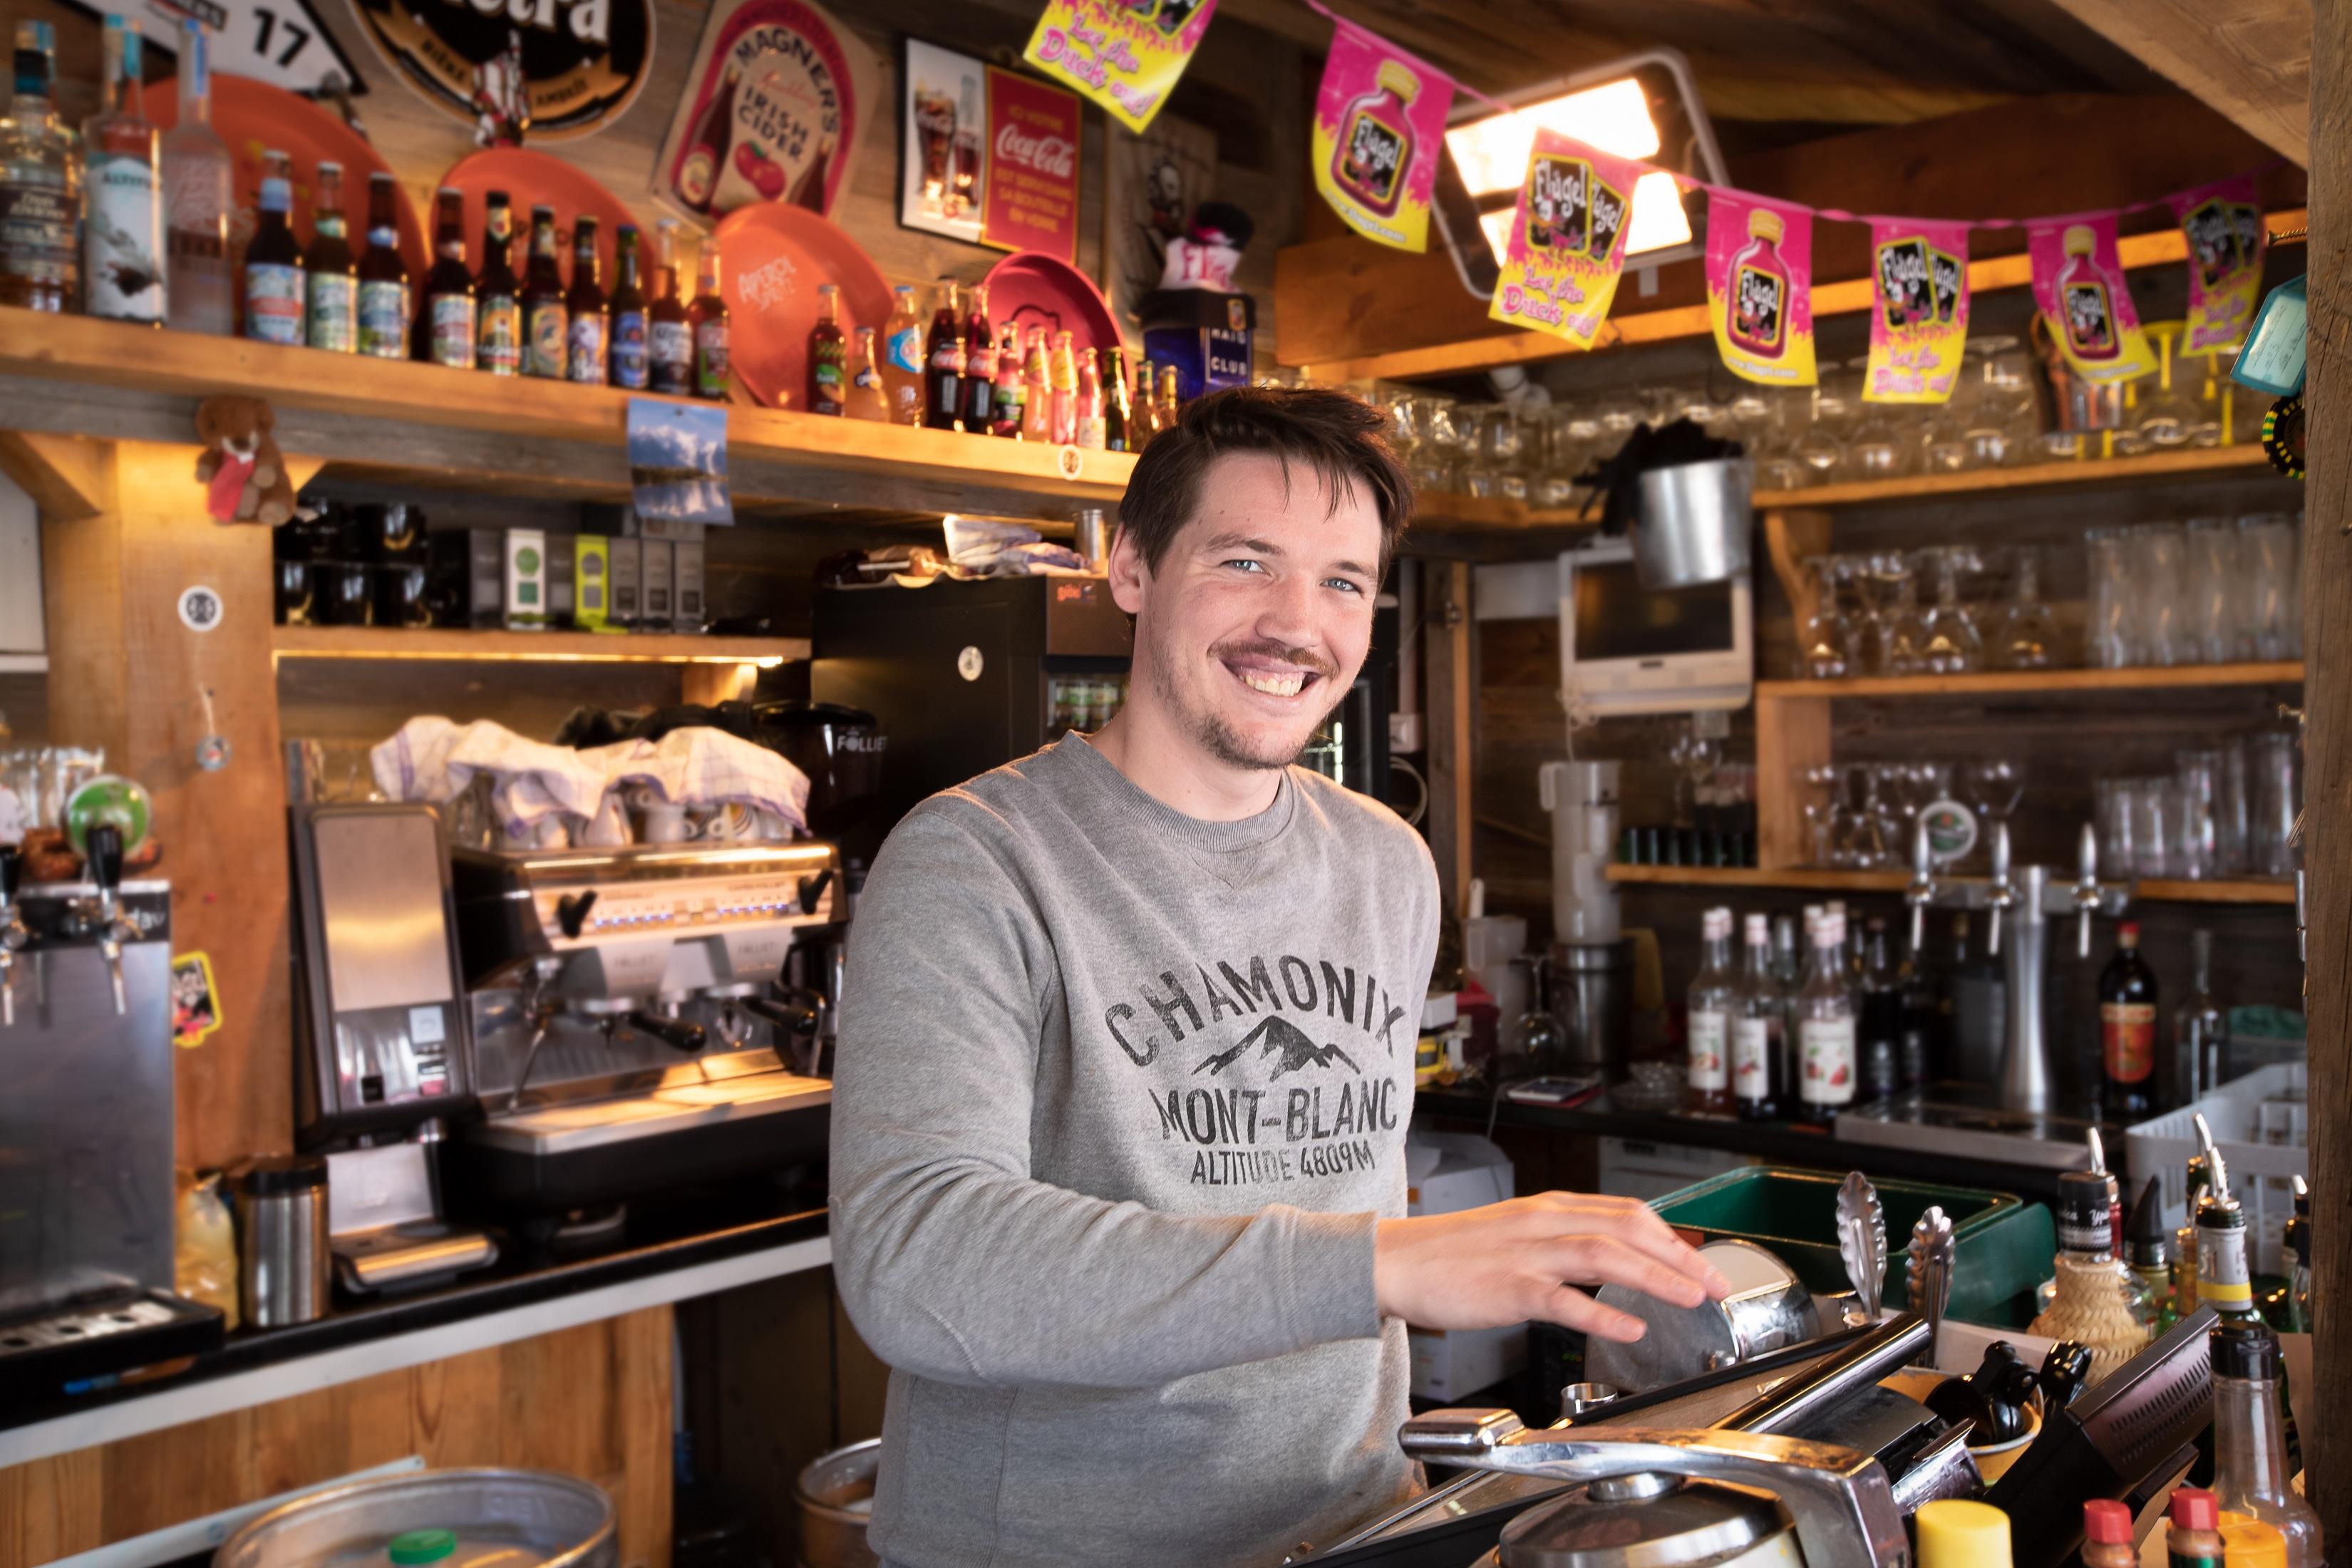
[1110,450,1383,773]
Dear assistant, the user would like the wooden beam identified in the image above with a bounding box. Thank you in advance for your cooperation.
[2296,2,2348,1540]
[1424,559,1473,920]
[2046,0,2310,165]
[0,430,108,521]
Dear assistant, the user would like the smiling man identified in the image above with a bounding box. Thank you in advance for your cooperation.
[831,388,1727,1568]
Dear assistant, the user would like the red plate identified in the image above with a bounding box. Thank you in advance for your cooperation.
[983,252,1121,358]
[137,73,426,279]
[713,203,894,411]
[440,149,644,287]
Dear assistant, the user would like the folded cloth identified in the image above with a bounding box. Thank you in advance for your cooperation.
[589,727,812,833]
[371,717,609,837]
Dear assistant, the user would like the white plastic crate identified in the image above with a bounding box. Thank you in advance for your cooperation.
[2125,1063,2306,1276]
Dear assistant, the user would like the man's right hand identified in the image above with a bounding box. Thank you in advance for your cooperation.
[1373,1192,1733,1343]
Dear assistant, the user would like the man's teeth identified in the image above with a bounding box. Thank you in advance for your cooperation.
[1240,670,1306,697]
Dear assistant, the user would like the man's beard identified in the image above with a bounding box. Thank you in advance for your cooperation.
[1142,630,1346,772]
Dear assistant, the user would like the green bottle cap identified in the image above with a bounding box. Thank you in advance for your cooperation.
[388,1529,457,1564]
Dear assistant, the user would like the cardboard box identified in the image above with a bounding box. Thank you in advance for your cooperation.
[433,527,506,626]
[1408,1324,1527,1403]
[545,537,575,629]
[574,536,612,630]
[672,540,705,631]
[607,536,641,629]
[640,538,674,624]
[502,528,547,629]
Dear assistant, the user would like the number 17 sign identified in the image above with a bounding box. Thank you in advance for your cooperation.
[71,0,368,98]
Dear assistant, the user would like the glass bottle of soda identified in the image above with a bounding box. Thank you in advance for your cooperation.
[648,217,691,395]
[1021,326,1052,440]
[1155,362,1182,430]
[1076,346,1105,448]
[989,329,1026,437]
[474,190,521,376]
[847,324,888,421]
[689,234,728,399]
[880,284,923,423]
[1048,329,1079,443]
[960,284,996,432]
[2100,921,2159,1121]
[608,224,648,390]
[564,215,606,385]
[304,160,354,352]
[924,281,964,430]
[355,172,409,358]
[807,282,845,415]
[421,185,475,369]
[242,149,304,345]
[521,204,566,379]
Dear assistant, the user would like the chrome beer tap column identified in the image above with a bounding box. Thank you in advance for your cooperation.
[1906,816,1936,954]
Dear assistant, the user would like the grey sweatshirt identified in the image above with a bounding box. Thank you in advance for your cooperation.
[831,733,1441,1568]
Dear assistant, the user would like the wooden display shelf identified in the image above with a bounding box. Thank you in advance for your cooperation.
[1756,661,2304,699]
[1415,494,1592,530]
[1753,443,2280,509]
[1605,864,2296,905]
[271,625,809,664]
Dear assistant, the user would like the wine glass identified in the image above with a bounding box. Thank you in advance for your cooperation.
[1991,546,2061,669]
[1918,546,1984,674]
[1799,556,1856,679]
[1959,758,2026,866]
[2135,322,2201,448]
[1869,553,1930,676]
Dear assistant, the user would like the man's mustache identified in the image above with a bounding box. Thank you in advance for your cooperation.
[1209,640,1339,678]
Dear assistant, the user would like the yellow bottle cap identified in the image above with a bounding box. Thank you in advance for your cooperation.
[2219,1512,2289,1568]
[1917,1500,2012,1567]
[2063,223,2096,257]
[1375,58,1419,101]
[1747,207,1784,244]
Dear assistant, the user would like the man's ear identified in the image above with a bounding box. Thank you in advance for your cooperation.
[1106,519,1148,615]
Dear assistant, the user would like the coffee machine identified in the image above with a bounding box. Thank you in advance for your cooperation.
[442,837,842,1236]
[0,833,223,1401]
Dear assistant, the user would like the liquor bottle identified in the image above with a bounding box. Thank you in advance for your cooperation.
[2100,921,2158,1121]
[960,284,996,432]
[241,151,304,346]
[1128,356,1162,448]
[421,186,475,369]
[672,63,738,215]
[689,234,728,399]
[355,172,409,358]
[1155,361,1182,430]
[989,328,1026,437]
[847,324,888,421]
[1048,329,1079,444]
[924,281,964,430]
[2196,1148,2262,1326]
[2031,1160,2147,1376]
[1075,346,1105,449]
[2124,1175,2176,1334]
[1898,924,1939,1088]
[521,205,567,380]
[788,136,831,210]
[83,16,163,325]
[0,20,79,314]
[473,190,520,376]
[648,217,691,395]
[805,282,845,415]
[564,216,606,385]
[162,17,231,334]
[1771,909,1802,991]
[1020,326,1052,440]
[1732,912,1783,1121]
[1859,917,1902,1103]
[1685,907,1734,1114]
[2172,928,2226,1110]
[608,224,648,390]
[1103,347,1133,452]
[306,161,356,352]
[880,284,923,424]
[1795,911,1855,1128]
[2209,1321,2323,1566]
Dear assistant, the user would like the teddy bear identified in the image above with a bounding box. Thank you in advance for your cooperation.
[194,395,296,527]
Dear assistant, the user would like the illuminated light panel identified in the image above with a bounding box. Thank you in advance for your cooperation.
[1475,170,1693,267]
[1445,78,1660,199]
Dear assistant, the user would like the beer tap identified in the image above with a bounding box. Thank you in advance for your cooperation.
[1906,815,1936,954]
[0,843,26,1028]
[1984,820,2015,958]
[2071,823,2102,959]
[81,826,138,1016]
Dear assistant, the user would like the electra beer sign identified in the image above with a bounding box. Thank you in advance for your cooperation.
[350,0,653,141]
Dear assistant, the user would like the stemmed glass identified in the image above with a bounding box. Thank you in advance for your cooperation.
[1867,554,1931,676]
[1799,556,1855,679]
[1918,547,1985,674]
[1794,383,1849,479]
[1959,759,2026,866]
[1991,547,2060,669]
[2135,324,2202,448]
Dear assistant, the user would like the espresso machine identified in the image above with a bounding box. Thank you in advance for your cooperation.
[441,837,842,1237]
[0,832,224,1401]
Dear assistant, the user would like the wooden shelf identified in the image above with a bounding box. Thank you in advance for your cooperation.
[1415,495,1592,531]
[1605,864,2296,905]
[1755,443,2281,509]
[271,626,808,664]
[0,309,1131,518]
[1756,661,2303,699]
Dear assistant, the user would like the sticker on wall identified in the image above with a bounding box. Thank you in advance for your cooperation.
[627,398,733,527]
[2170,174,2268,355]
[654,0,876,224]
[348,0,652,143]
[2026,212,2155,383]
[177,584,225,632]
[1311,19,1453,254]
[172,951,223,1049]
[1706,187,1816,387]
[1862,219,1969,403]
[1023,0,1217,135]
[1485,129,1645,351]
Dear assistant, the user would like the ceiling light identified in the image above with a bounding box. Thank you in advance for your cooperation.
[1444,78,1661,200]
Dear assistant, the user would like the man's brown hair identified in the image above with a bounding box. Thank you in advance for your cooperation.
[1116,386,1414,576]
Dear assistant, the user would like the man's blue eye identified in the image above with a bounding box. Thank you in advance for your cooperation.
[1326,579,1363,594]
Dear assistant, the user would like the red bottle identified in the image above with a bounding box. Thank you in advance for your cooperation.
[1332,59,1419,220]
[1727,207,1790,361]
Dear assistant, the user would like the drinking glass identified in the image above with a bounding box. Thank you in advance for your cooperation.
[1991,547,2060,669]
[1959,759,2024,860]
[2135,324,2201,448]
[1872,554,1931,676]
[2085,526,2134,667]
[2127,523,2192,666]
[2239,512,2299,659]
[1798,556,1855,679]
[2127,777,2177,879]
[1419,397,1467,493]
[2173,749,2222,881]
[2185,517,2244,664]
[1918,547,1984,674]
[1845,406,1919,479]
[2244,731,2299,877]
[2095,778,2137,877]
[2187,353,2235,448]
[2219,741,2252,875]
[1801,763,1842,867]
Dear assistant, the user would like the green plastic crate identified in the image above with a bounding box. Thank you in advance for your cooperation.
[1649,1166,2056,1329]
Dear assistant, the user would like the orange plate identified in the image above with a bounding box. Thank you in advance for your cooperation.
[440,148,644,287]
[713,202,894,411]
[138,73,426,279]
[983,251,1121,358]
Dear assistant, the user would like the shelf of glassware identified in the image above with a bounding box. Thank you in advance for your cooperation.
[271,626,809,664]
[1601,863,2296,905]
[1753,661,2304,700]
[1750,443,2281,510]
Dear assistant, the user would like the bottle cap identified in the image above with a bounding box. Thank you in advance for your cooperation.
[2118,920,2140,943]
[2170,1487,2219,1532]
[2063,223,2096,257]
[2219,1516,2290,1568]
[2082,1499,2132,1545]
[1915,1500,2009,1563]
[1745,912,1769,942]
[388,1529,457,1565]
[2055,1170,2115,1255]
[2209,1319,2281,1381]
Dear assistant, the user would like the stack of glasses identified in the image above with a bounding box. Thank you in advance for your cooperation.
[1797,547,2060,679]
[2096,734,2300,882]
[2085,513,2302,669]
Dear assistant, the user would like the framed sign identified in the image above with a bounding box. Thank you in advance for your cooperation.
[82,0,366,99]
[979,66,1078,262]
[899,38,984,244]
[349,0,651,141]
[653,0,877,225]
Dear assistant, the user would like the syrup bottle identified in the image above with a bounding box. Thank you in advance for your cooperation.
[1332,58,1418,220]
[1726,206,1790,361]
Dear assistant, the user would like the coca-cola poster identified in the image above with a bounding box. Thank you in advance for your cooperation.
[897,38,986,244]
[651,0,877,224]
[980,66,1078,262]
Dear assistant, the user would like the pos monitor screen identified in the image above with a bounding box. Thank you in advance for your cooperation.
[1557,537,1751,717]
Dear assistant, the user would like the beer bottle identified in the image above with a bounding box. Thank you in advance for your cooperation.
[960,284,996,431]
[1048,330,1080,445]
[847,324,888,421]
[564,215,607,385]
[1155,362,1182,429]
[474,190,522,376]
[1020,326,1052,441]
[1075,344,1105,449]
[242,150,304,346]
[924,281,964,430]
[689,234,728,399]
[304,160,355,352]
[609,224,648,390]
[355,172,409,359]
[421,185,475,369]
[1102,346,1132,451]
[648,217,691,395]
[521,204,567,379]
[807,282,845,415]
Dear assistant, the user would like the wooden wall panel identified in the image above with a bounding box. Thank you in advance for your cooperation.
[0,1307,675,1568]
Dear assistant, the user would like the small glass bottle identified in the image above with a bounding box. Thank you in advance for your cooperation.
[1331,58,1418,220]
[1103,346,1133,452]
[1684,907,1734,1113]
[354,172,408,358]
[2080,1501,2135,1568]
[2057,224,2120,361]
[473,190,521,376]
[2031,1163,2147,1378]
[2172,928,2226,1110]
[924,281,964,430]
[647,217,691,395]
[162,16,232,335]
[305,160,356,353]
[1155,361,1182,430]
[1075,345,1105,449]
[1795,912,1855,1128]
[1049,329,1080,444]
[1021,326,1053,440]
[2124,1175,2177,1334]
[880,282,923,423]
[689,234,728,399]
[520,204,567,379]
[847,324,888,421]
[608,223,648,390]
[2209,1321,2323,1567]
[989,324,1026,437]
[564,215,606,385]
[961,284,996,432]
[1129,356,1164,448]
[0,20,81,314]
[2164,1490,2224,1568]
[421,185,475,369]
[1858,916,1902,1103]
[83,16,163,326]
[241,151,304,346]
[2100,921,2159,1121]
[1725,206,1789,362]
[806,282,845,415]
[1731,912,1784,1121]
[2197,1150,2263,1327]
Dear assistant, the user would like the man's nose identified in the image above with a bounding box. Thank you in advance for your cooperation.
[1254,570,1321,648]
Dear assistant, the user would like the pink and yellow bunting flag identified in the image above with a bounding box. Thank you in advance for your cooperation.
[1023,0,1216,135]
[1485,130,1645,350]
[1706,188,1816,387]
[2170,175,2267,354]
[1311,20,1453,254]
[2027,212,2155,383]
[1863,219,1969,403]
